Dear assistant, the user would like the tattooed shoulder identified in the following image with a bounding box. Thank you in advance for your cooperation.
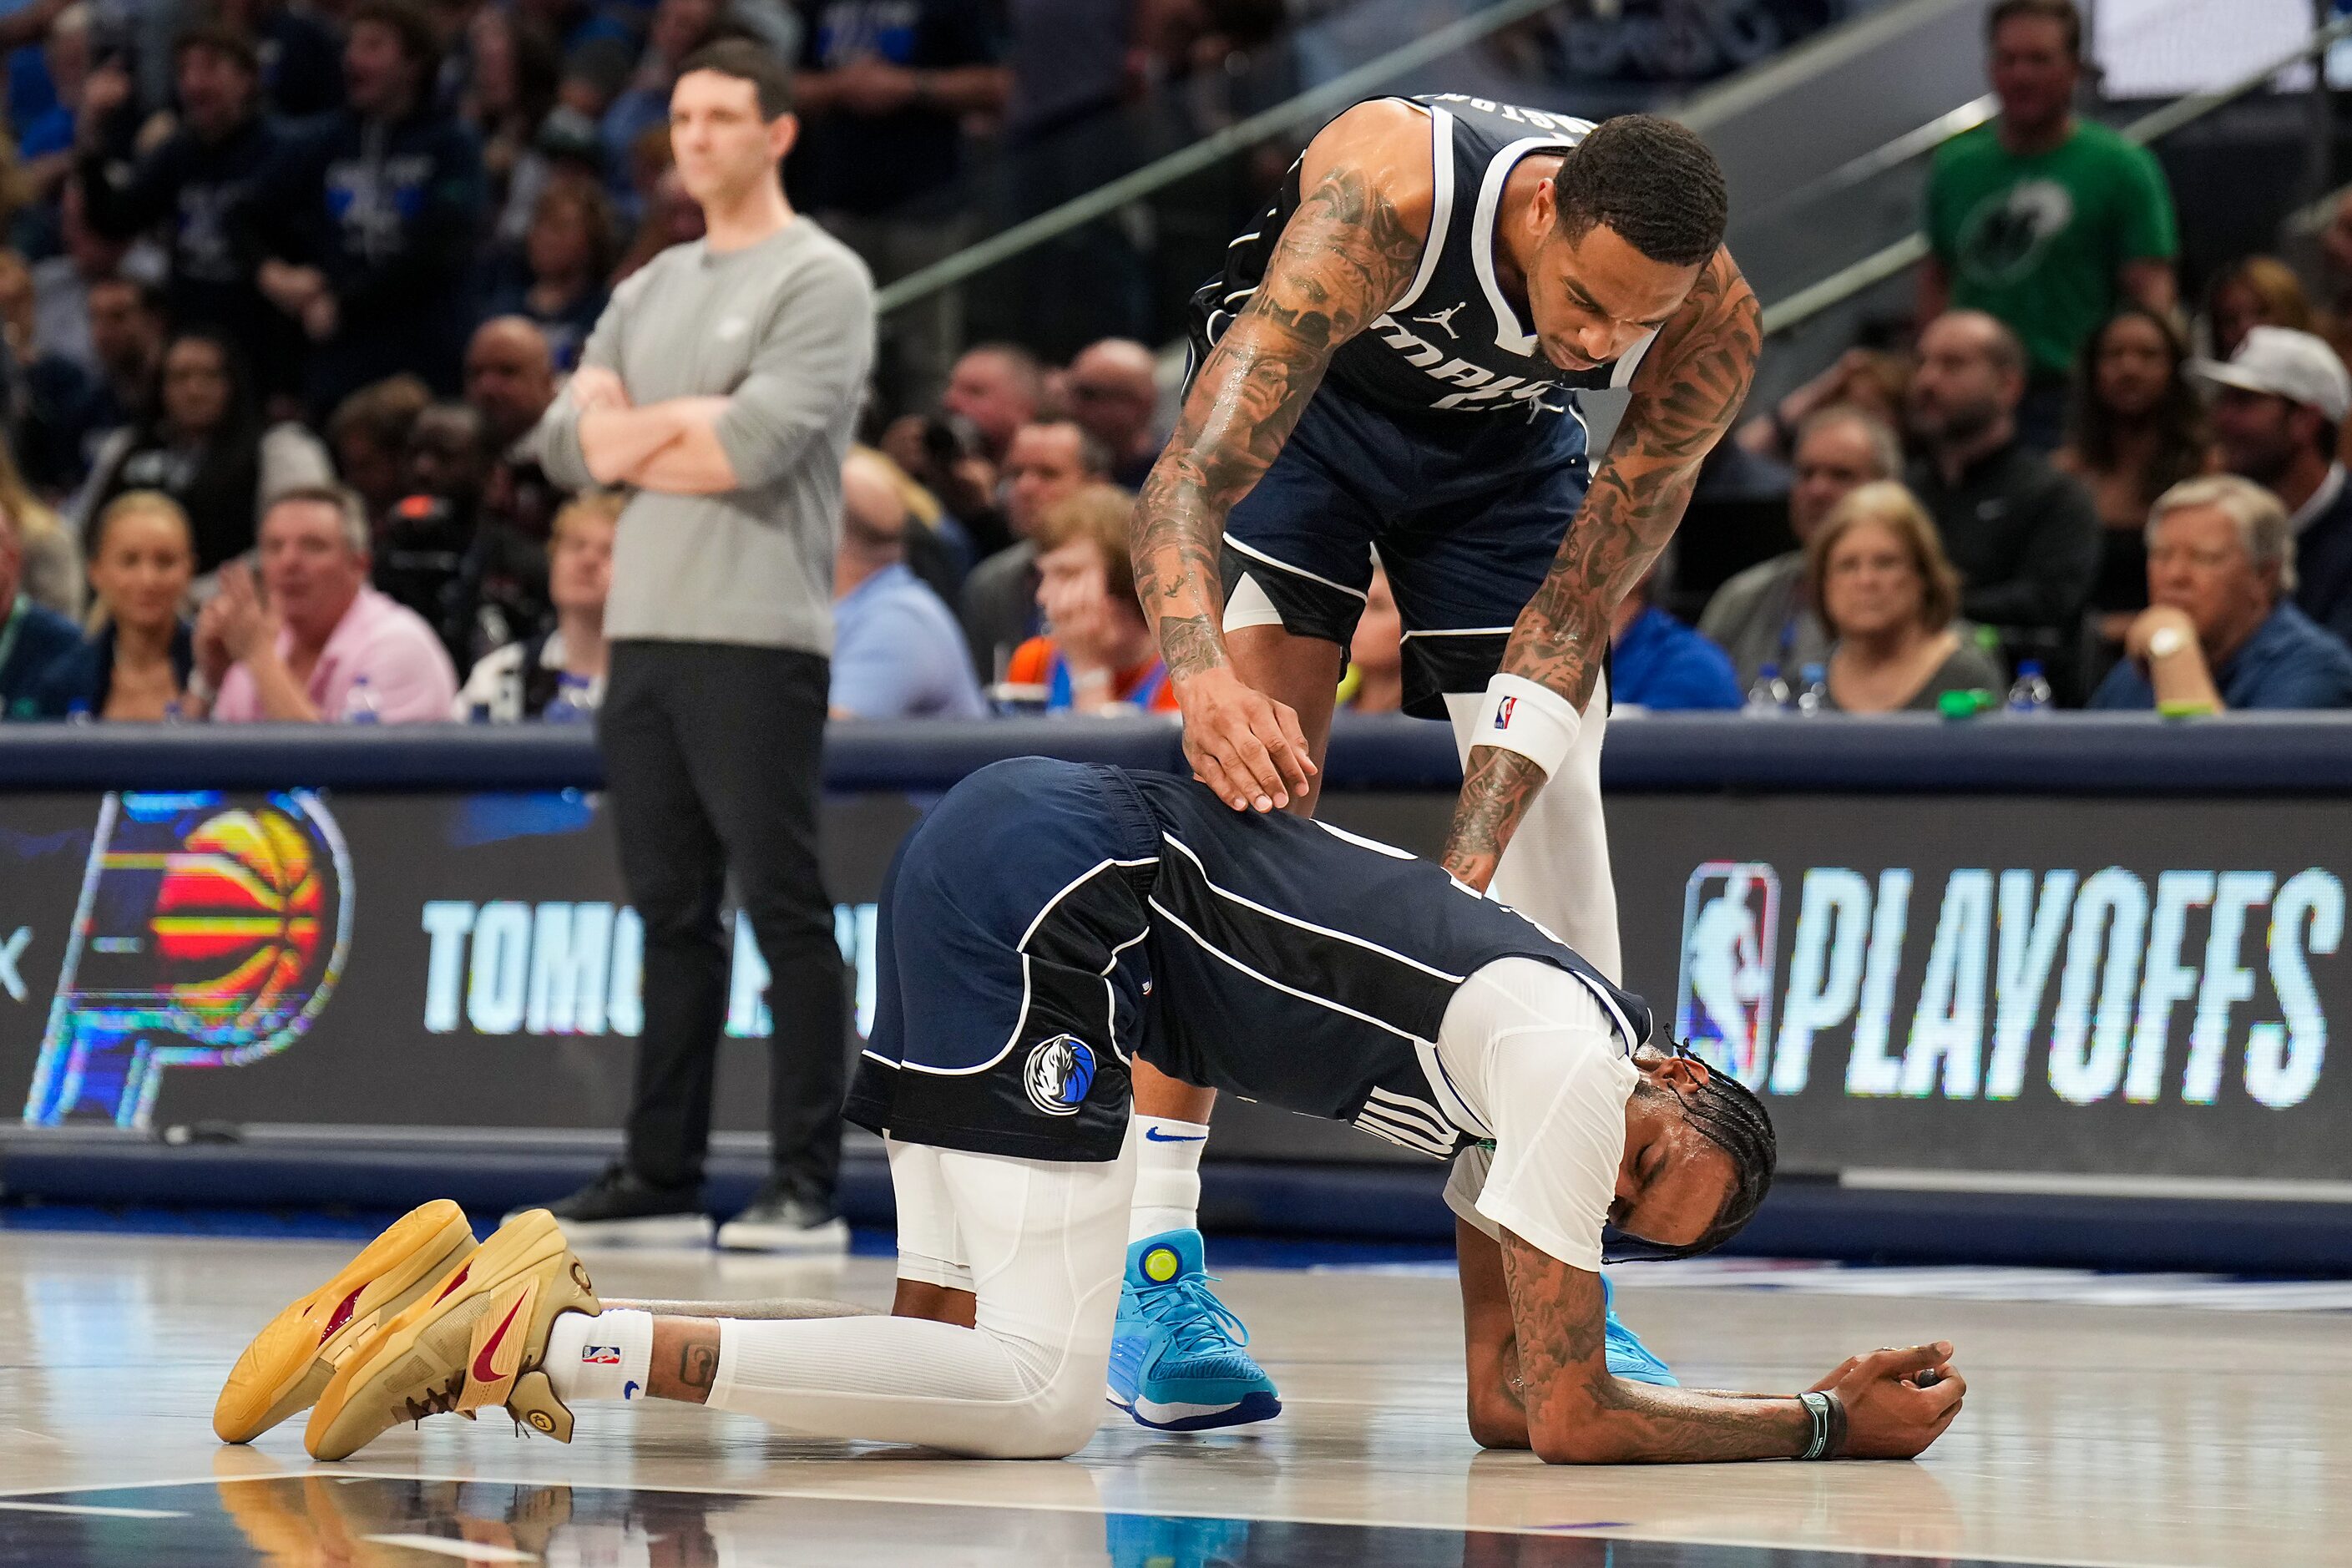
[1130,114,1435,675]
[1623,250,1762,461]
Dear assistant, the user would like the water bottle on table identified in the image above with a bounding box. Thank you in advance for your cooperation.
[2005,659,2051,714]
[341,675,381,724]
[544,672,594,724]
[1743,661,1790,716]
[1793,662,1829,716]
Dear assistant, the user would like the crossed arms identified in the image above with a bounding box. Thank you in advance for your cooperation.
[1454,1219,1965,1463]
[538,249,874,499]
[569,368,742,494]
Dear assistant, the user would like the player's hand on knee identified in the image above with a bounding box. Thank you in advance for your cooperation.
[1818,1343,1965,1459]
[1176,668,1317,812]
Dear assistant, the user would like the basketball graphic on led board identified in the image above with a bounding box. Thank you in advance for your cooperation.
[151,808,327,1032]
[23,789,354,1129]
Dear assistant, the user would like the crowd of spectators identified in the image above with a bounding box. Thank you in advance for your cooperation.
[0,0,1185,730]
[3,0,2352,731]
[1683,0,2352,717]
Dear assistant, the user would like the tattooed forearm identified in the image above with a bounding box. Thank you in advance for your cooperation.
[680,1340,718,1390]
[1441,255,1763,884]
[1132,154,1425,677]
[1443,748,1546,888]
[1498,1229,1808,1464]
[1457,1217,1531,1448]
[1468,1332,1533,1450]
[1156,615,1227,683]
[1498,1338,1527,1412]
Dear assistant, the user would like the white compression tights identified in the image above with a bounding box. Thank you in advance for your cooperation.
[1227,569,1619,980]
[697,1121,1138,1459]
[1445,665,1621,982]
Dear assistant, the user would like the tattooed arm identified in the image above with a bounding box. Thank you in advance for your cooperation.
[1133,100,1431,814]
[1457,1218,1530,1449]
[1441,252,1763,889]
[1495,1228,1967,1464]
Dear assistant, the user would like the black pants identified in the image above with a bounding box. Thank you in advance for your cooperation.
[599,641,846,1195]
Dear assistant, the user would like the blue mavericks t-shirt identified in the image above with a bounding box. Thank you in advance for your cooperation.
[1611,605,1745,711]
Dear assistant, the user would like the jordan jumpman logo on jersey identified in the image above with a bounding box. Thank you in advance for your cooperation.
[1413,301,1468,339]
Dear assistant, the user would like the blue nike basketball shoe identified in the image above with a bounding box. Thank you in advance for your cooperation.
[1602,1272,1677,1386]
[1108,1230,1282,1431]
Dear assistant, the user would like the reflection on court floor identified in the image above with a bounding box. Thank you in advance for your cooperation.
[1,1227,2346,1567]
[0,1476,2092,1568]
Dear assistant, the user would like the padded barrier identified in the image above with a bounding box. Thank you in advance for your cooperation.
[6,710,2352,794]
[7,711,2352,1269]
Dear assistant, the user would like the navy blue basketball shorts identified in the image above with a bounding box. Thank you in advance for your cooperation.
[1219,392,1592,718]
[845,759,1161,1163]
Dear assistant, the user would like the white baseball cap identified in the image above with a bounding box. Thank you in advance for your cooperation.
[2190,325,2352,425]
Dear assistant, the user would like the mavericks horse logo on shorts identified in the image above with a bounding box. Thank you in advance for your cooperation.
[1024,1034,1097,1116]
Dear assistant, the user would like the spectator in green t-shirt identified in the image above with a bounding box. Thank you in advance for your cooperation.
[1921,0,2178,450]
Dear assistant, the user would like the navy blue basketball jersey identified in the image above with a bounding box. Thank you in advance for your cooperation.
[849,759,1651,1165]
[1125,770,1651,1159]
[1190,94,1658,422]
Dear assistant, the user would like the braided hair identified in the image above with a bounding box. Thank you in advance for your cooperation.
[1609,1042,1778,1262]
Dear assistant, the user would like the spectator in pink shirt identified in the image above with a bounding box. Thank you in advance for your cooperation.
[196,484,458,722]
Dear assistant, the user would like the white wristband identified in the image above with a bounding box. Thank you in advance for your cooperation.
[1470,674,1581,778]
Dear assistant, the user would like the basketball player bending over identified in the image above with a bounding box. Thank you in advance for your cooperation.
[1117,97,1763,1426]
[224,760,1964,1466]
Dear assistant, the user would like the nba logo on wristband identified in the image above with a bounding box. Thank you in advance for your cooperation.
[1474,675,1580,777]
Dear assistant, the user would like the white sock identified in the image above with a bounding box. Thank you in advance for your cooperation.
[1129,1116,1208,1241]
[543,1308,654,1404]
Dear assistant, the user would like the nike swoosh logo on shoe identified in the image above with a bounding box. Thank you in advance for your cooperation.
[320,1284,365,1343]
[472,1297,527,1385]
[1143,1130,1206,1142]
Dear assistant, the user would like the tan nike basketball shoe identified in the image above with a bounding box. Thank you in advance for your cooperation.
[304,1208,602,1461]
[215,1199,478,1444]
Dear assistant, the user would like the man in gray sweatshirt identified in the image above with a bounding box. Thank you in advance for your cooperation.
[531,40,875,1252]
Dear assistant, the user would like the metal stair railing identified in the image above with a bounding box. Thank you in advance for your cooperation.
[873,0,1586,317]
[1758,13,2352,338]
[873,0,1994,321]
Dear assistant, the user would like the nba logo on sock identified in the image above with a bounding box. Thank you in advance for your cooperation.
[582,1344,623,1365]
[1673,862,1778,1088]
[1024,1034,1096,1116]
[1493,696,1516,731]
